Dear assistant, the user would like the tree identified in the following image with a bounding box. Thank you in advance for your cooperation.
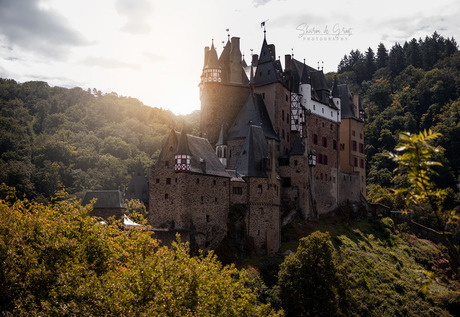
[0,185,281,316]
[389,130,459,262]
[389,43,406,77]
[278,231,348,316]
[376,42,389,69]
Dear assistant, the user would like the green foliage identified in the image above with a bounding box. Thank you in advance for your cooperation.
[0,79,198,199]
[0,184,281,316]
[283,218,459,316]
[278,231,349,316]
[336,32,459,199]
[389,130,453,226]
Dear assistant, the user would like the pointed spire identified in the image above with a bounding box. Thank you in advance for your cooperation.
[205,39,220,69]
[175,125,191,156]
[216,124,227,146]
[331,75,339,98]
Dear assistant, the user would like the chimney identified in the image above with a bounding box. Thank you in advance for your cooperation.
[229,37,243,84]
[204,46,210,68]
[285,54,291,71]
[230,37,240,53]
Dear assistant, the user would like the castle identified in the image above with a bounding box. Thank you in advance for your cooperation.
[147,33,366,255]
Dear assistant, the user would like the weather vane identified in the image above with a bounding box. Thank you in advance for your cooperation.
[261,19,269,37]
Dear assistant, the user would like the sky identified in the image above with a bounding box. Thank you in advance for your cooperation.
[0,0,459,115]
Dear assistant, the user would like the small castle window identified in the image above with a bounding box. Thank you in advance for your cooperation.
[196,178,200,184]
[257,185,263,194]
[165,193,169,199]
[206,215,210,223]
[233,187,243,195]
[333,140,337,150]
[165,161,169,167]
[223,181,227,187]
[201,196,204,203]
[156,178,160,183]
[166,178,171,184]
[286,94,288,101]
[215,197,218,203]
[213,180,216,186]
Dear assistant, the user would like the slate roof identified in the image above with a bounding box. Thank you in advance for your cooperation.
[125,160,149,203]
[227,93,278,141]
[331,76,340,98]
[175,126,192,155]
[174,131,231,178]
[204,42,220,69]
[82,190,126,209]
[338,84,356,119]
[235,125,268,178]
[216,124,226,146]
[288,59,335,108]
[254,38,284,86]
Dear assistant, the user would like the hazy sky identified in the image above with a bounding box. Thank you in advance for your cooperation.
[1,0,459,115]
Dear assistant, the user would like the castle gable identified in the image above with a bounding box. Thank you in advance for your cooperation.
[174,132,230,178]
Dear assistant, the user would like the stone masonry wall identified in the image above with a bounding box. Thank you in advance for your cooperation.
[200,83,249,145]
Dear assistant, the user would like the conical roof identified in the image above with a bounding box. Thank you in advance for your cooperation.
[175,126,192,155]
[216,124,227,146]
[204,42,220,69]
[235,125,268,178]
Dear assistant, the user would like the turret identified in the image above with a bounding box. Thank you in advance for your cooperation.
[216,124,228,168]
[202,41,222,84]
[174,127,192,173]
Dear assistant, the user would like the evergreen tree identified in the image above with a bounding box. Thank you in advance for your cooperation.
[389,43,406,76]
[364,47,377,81]
[376,42,389,69]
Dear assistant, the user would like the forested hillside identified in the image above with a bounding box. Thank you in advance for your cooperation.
[0,79,199,200]
[330,32,459,210]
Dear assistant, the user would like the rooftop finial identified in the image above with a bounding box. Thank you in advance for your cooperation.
[291,48,294,58]
[261,20,269,39]
[322,61,324,71]
[250,48,253,56]
[226,28,230,41]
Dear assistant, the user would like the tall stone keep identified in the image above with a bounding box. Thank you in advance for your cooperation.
[199,37,250,145]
